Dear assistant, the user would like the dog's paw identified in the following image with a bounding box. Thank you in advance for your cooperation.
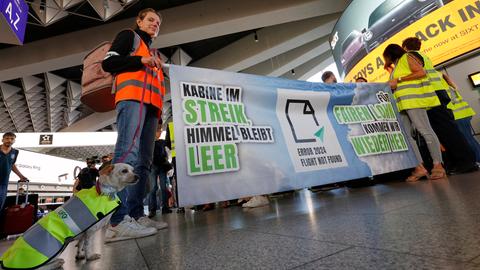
[75,254,86,261]
[86,254,101,261]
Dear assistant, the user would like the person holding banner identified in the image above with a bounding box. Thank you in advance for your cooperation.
[355,77,367,83]
[321,71,338,84]
[401,37,478,174]
[101,8,167,242]
[383,44,446,181]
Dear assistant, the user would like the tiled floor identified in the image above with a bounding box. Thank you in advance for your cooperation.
[2,171,480,269]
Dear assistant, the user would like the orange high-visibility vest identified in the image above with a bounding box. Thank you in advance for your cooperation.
[115,37,165,109]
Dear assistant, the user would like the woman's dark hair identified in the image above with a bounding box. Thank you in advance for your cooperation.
[355,77,367,83]
[383,44,406,63]
[402,37,422,51]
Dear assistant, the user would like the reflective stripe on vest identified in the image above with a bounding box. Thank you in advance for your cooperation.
[395,91,438,103]
[114,35,165,109]
[0,187,119,269]
[60,196,98,233]
[396,81,430,91]
[56,207,82,235]
[116,79,162,96]
[23,224,63,259]
[391,54,440,111]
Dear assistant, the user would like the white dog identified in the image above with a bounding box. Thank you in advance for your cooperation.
[2,163,138,270]
[73,163,138,263]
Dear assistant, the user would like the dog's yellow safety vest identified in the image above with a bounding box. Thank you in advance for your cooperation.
[0,187,120,269]
[391,53,440,112]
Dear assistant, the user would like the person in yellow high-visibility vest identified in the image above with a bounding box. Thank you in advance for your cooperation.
[383,44,446,181]
[442,73,480,164]
[402,37,478,173]
[167,122,176,159]
[166,121,181,211]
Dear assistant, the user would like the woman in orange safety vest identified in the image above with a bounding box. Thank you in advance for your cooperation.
[101,8,168,243]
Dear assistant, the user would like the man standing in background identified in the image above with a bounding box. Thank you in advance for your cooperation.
[0,132,28,211]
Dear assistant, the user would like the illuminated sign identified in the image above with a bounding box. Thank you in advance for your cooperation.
[331,0,480,82]
[468,71,480,87]
[39,134,53,145]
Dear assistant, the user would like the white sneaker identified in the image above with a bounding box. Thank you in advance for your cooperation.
[137,216,168,230]
[105,216,157,243]
[242,195,269,208]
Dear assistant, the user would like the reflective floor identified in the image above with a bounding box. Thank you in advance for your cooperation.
[2,171,480,269]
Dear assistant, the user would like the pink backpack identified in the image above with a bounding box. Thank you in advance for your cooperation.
[80,30,140,112]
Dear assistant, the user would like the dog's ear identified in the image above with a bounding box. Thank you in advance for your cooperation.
[99,164,114,176]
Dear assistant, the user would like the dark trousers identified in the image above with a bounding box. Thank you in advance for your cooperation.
[148,165,169,213]
[427,105,476,170]
[456,117,480,162]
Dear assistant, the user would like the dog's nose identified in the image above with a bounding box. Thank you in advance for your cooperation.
[134,174,139,181]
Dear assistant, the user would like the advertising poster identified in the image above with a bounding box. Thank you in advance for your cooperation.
[330,0,480,82]
[170,65,418,206]
[9,149,84,185]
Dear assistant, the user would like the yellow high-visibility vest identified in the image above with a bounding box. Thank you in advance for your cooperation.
[168,122,176,158]
[115,32,165,110]
[0,187,120,269]
[391,53,440,111]
[446,87,476,120]
[415,51,446,92]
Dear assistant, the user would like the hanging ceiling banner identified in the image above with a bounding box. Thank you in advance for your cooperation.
[0,0,28,45]
[169,65,418,206]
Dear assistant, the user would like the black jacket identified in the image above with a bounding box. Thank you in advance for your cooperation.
[153,139,169,167]
[102,29,152,74]
[76,167,99,191]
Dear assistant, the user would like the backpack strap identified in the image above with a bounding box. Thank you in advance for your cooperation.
[111,29,142,94]
[117,28,142,55]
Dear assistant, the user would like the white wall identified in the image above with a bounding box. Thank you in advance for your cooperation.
[443,52,480,133]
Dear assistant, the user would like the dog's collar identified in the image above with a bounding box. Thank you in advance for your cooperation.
[96,181,117,200]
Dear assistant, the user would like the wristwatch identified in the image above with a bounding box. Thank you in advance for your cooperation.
[398,77,402,82]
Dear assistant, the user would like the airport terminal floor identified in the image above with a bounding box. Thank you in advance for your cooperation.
[2,171,480,270]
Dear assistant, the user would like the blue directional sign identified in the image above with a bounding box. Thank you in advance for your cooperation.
[0,0,28,45]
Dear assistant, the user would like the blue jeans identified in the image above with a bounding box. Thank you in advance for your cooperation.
[0,185,7,211]
[148,165,169,213]
[456,117,480,162]
[110,101,159,225]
